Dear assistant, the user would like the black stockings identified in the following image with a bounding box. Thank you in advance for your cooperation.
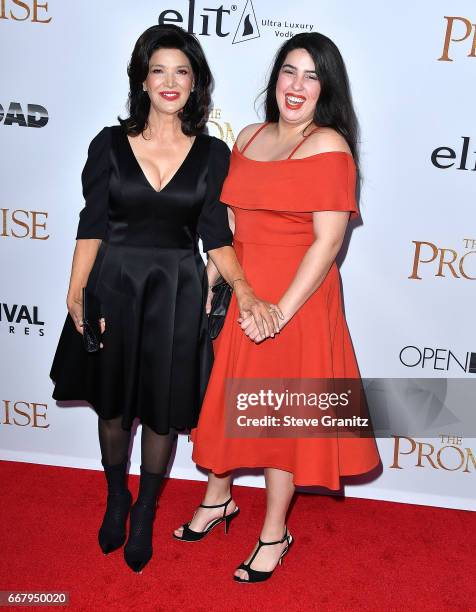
[98,415,130,466]
[97,416,178,570]
[98,416,177,475]
[140,422,177,475]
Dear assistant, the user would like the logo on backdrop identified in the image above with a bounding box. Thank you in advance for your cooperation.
[431,137,476,170]
[1,400,50,428]
[399,346,476,375]
[1,209,49,240]
[0,1,52,23]
[0,303,45,337]
[232,0,259,43]
[0,102,48,128]
[207,107,236,146]
[408,239,476,280]
[390,434,475,473]
[158,0,314,44]
[438,16,476,62]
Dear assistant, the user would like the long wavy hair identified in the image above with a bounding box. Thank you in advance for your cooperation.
[261,32,361,199]
[119,24,213,136]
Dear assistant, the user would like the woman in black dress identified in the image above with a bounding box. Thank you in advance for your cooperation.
[50,24,279,573]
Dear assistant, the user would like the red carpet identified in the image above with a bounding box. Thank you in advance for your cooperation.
[0,461,474,611]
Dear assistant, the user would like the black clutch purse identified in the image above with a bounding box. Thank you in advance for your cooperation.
[82,287,102,352]
[208,277,232,340]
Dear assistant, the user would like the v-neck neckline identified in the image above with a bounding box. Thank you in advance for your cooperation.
[124,130,199,194]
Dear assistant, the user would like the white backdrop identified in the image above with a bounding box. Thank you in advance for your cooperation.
[1,1,475,511]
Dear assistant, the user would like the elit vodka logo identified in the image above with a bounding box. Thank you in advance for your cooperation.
[233,0,260,44]
[158,0,260,43]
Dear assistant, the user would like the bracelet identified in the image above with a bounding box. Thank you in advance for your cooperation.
[231,278,246,288]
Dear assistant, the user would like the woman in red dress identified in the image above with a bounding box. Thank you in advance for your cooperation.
[174,32,381,582]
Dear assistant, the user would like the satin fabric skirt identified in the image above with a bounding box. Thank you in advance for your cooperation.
[50,241,212,434]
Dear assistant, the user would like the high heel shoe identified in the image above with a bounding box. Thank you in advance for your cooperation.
[99,490,133,554]
[98,459,132,554]
[124,501,156,572]
[233,527,293,583]
[123,467,164,573]
[173,497,240,542]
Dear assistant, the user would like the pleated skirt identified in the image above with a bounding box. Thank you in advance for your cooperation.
[50,241,212,434]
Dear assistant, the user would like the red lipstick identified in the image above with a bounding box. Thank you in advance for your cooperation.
[284,93,306,110]
[159,91,180,101]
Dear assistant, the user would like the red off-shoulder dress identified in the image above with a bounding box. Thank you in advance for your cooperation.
[192,126,380,489]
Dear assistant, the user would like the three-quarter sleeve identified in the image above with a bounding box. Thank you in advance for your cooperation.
[197,137,234,252]
[76,127,111,239]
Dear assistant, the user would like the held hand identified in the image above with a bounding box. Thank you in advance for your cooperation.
[237,313,276,343]
[239,303,289,344]
[239,314,265,343]
[234,280,284,339]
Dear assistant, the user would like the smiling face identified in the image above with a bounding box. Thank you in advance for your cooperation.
[275,48,321,125]
[143,47,194,115]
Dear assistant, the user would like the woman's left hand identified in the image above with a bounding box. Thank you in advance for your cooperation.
[234,281,284,339]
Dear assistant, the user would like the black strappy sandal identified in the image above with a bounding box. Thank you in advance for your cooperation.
[173,497,240,542]
[233,527,293,583]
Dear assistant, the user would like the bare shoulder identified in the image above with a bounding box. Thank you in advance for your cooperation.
[235,122,265,151]
[297,127,352,158]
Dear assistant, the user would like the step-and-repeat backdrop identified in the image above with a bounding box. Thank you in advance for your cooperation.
[1,1,474,510]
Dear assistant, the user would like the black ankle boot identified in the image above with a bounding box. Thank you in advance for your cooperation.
[124,466,164,573]
[98,459,132,554]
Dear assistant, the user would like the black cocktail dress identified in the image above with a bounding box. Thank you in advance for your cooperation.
[50,125,233,434]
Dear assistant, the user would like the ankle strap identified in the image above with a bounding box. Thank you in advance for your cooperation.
[258,527,288,547]
[247,528,288,567]
[199,497,232,510]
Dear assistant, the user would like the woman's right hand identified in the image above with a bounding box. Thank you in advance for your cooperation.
[66,240,105,339]
[67,294,106,346]
[67,294,84,334]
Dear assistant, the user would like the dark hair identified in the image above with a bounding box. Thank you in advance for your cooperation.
[262,32,361,197]
[119,24,213,136]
